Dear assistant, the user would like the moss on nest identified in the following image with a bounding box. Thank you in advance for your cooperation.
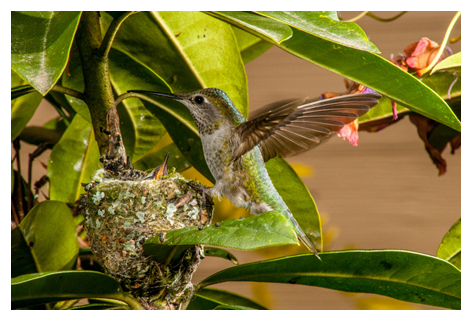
[78,169,213,308]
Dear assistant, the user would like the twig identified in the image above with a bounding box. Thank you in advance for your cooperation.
[99,11,136,59]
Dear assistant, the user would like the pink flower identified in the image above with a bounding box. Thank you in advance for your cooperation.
[337,119,360,146]
[405,37,444,74]
[390,38,445,76]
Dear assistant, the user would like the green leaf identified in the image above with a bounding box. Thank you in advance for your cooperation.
[266,158,322,251]
[421,69,461,101]
[432,52,461,73]
[61,50,91,122]
[358,96,409,124]
[279,28,460,131]
[103,11,248,180]
[11,70,43,141]
[187,288,267,310]
[204,247,239,265]
[11,11,82,95]
[198,250,461,309]
[67,303,125,310]
[11,85,36,100]
[209,12,460,132]
[231,26,273,64]
[108,49,167,163]
[437,219,461,269]
[19,126,62,148]
[141,100,214,182]
[12,201,78,277]
[11,271,121,309]
[132,142,191,173]
[214,304,255,310]
[11,227,37,278]
[144,211,298,252]
[255,11,379,53]
[207,11,293,44]
[48,113,101,203]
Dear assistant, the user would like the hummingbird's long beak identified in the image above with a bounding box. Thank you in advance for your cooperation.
[127,90,183,100]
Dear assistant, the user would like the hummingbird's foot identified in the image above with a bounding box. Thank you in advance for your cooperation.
[186,181,214,208]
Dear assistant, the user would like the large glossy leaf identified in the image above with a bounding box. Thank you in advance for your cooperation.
[141,99,213,181]
[256,11,379,53]
[437,219,461,269]
[103,11,248,180]
[11,70,43,141]
[187,288,267,310]
[11,228,37,278]
[231,26,273,64]
[132,142,190,173]
[108,48,167,162]
[11,271,121,309]
[48,114,101,203]
[207,11,292,44]
[359,68,461,124]
[266,158,322,251]
[421,69,461,100]
[208,12,460,132]
[144,211,298,252]
[12,201,78,277]
[432,52,461,73]
[11,11,82,95]
[198,250,461,309]
[61,50,91,122]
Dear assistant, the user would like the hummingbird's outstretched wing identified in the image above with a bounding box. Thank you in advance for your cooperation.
[232,92,382,162]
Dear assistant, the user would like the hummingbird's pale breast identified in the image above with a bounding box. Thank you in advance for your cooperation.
[199,115,274,215]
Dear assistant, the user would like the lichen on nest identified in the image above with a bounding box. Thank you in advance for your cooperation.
[78,167,213,307]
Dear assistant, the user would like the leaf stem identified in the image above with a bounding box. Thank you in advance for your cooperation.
[45,93,71,126]
[104,293,145,310]
[343,11,369,22]
[99,11,136,59]
[52,84,86,101]
[423,11,461,75]
[366,11,407,22]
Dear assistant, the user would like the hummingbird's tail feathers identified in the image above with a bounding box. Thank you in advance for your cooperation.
[286,211,321,261]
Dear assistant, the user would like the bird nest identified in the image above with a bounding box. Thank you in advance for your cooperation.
[77,167,213,309]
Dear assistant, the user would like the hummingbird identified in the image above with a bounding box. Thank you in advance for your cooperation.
[129,88,381,257]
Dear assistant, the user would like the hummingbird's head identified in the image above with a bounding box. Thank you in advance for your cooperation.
[129,88,246,135]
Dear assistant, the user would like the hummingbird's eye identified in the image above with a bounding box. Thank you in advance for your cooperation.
[194,95,204,105]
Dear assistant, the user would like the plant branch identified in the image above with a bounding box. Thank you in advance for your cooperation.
[99,11,136,59]
[76,11,125,159]
[103,293,145,310]
[51,84,86,101]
